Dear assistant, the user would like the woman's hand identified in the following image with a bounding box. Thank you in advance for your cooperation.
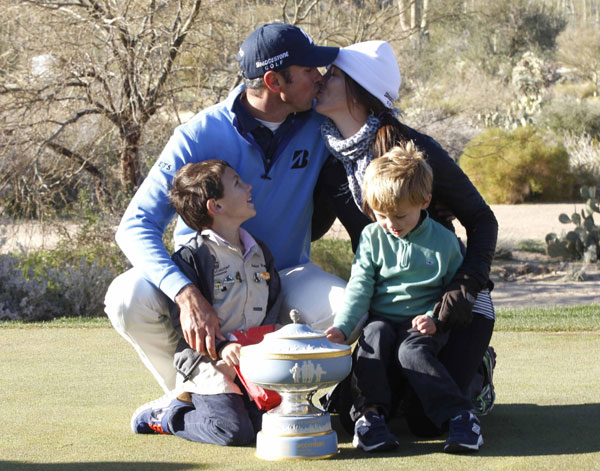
[325,326,346,344]
[433,278,478,332]
[220,343,241,367]
[412,315,437,335]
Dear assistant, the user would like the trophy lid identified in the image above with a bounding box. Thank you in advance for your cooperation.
[242,309,351,359]
[244,309,351,356]
[269,309,326,340]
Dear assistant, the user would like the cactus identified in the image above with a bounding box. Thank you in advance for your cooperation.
[545,186,600,262]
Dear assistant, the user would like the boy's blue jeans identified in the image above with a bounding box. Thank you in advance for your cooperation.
[167,391,262,446]
[350,317,472,428]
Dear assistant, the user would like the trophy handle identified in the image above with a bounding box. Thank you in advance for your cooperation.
[289,309,302,324]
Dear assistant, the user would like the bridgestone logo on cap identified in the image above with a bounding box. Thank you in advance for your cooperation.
[256,51,289,68]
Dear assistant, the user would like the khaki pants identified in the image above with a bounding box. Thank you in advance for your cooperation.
[104,263,354,394]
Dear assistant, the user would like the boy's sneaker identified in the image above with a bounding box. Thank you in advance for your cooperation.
[352,411,399,452]
[471,346,497,416]
[444,411,484,453]
[130,393,191,435]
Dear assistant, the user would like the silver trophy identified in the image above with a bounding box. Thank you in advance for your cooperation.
[239,309,352,460]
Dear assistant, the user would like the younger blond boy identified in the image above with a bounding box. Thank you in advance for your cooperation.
[326,143,483,454]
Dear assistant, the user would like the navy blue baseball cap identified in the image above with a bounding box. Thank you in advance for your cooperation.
[237,23,339,79]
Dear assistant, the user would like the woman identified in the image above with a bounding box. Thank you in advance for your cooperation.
[315,41,498,436]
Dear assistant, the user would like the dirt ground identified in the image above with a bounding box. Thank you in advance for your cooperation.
[0,219,80,254]
[2,204,599,308]
[325,203,600,308]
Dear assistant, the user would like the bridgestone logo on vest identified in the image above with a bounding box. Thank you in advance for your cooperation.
[256,51,289,68]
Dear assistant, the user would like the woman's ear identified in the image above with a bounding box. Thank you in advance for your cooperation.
[207,198,221,215]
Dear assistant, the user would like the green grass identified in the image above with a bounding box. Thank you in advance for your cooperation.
[515,238,547,254]
[495,304,600,331]
[6,304,598,332]
[1,325,599,470]
[0,316,111,329]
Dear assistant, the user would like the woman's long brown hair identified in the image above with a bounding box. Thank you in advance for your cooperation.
[343,70,412,158]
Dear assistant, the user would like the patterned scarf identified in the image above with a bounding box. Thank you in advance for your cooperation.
[321,115,381,209]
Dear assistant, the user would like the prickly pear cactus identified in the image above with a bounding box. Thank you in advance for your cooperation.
[545,186,600,262]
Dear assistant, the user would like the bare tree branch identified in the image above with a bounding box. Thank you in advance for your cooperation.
[45,141,103,178]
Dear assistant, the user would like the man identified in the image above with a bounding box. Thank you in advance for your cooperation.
[104,23,346,422]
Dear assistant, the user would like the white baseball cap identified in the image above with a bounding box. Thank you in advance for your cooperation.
[333,40,401,108]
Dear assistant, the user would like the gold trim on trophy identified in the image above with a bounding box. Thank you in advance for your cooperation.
[247,380,342,389]
[241,350,350,360]
[255,451,340,461]
[261,429,333,438]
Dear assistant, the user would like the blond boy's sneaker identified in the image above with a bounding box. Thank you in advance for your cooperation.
[444,411,484,453]
[352,411,399,452]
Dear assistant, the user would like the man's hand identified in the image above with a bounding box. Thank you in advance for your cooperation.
[412,315,437,335]
[220,343,241,367]
[175,284,224,360]
[325,326,346,344]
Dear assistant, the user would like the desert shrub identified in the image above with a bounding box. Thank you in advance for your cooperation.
[311,239,354,282]
[0,253,118,321]
[404,108,480,162]
[481,52,548,130]
[563,132,600,187]
[535,95,600,137]
[516,239,546,254]
[459,126,573,204]
[0,215,130,321]
[551,81,597,100]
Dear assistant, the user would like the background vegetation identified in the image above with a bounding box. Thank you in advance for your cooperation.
[1,0,600,320]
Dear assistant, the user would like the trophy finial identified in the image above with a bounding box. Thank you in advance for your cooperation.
[290,309,301,324]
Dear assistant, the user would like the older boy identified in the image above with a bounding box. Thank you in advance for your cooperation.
[326,143,483,453]
[132,160,281,446]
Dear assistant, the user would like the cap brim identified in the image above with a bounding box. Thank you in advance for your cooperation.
[296,46,339,67]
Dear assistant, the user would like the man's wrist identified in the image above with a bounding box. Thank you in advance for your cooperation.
[162,270,196,301]
[175,283,194,303]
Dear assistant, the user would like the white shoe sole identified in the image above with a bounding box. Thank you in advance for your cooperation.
[444,434,484,453]
[129,393,174,433]
[353,434,399,452]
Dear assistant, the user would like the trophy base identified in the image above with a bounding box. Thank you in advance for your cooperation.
[261,410,332,435]
[255,428,338,460]
[256,412,338,460]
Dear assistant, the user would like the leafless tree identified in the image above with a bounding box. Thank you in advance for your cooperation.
[557,23,600,95]
[1,0,203,200]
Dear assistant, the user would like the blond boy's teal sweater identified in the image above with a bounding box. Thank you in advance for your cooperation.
[334,213,464,340]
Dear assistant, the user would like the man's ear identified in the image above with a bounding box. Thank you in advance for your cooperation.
[263,70,282,92]
[207,198,221,215]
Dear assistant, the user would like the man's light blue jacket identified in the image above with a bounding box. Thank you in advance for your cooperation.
[116,85,330,300]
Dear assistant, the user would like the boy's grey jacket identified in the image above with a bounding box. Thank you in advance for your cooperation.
[169,234,282,381]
